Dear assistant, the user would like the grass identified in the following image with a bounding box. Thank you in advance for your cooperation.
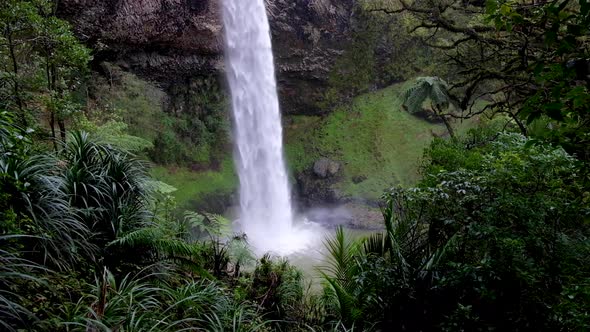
[151,155,237,209]
[88,67,239,209]
[134,79,476,208]
[87,65,477,208]
[92,67,475,206]
[284,83,475,200]
[284,116,322,174]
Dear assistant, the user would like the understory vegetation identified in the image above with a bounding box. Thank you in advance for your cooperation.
[321,130,590,330]
[285,83,476,200]
[1,0,590,331]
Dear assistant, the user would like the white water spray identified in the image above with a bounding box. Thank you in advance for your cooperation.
[222,0,318,255]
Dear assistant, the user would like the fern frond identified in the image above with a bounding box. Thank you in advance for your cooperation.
[108,228,202,261]
[429,77,451,109]
[94,121,154,152]
[362,233,389,257]
[402,79,431,113]
[203,213,233,236]
[321,227,361,283]
[402,76,453,114]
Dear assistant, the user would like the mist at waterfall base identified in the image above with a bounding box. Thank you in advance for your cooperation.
[222,0,325,256]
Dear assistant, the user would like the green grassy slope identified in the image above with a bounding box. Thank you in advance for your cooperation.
[85,69,235,210]
[285,83,472,200]
[112,79,473,208]
[151,156,237,208]
[155,82,474,208]
[87,65,475,210]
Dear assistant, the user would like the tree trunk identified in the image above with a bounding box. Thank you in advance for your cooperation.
[511,112,528,136]
[234,261,241,278]
[433,104,456,139]
[50,112,58,152]
[441,115,456,139]
[6,26,27,127]
[58,118,66,143]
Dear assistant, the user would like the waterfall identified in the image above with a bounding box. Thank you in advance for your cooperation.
[222,0,297,254]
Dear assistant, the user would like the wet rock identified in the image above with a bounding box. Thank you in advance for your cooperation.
[187,190,235,215]
[296,158,345,207]
[188,0,208,13]
[296,169,344,206]
[58,0,355,115]
[313,157,341,178]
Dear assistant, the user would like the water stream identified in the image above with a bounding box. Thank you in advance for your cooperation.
[222,0,320,255]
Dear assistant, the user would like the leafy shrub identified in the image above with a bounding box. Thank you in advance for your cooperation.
[323,130,590,330]
[246,255,307,329]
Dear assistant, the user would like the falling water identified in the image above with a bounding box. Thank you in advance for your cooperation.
[222,0,315,254]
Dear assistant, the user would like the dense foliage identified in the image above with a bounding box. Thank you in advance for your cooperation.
[366,0,590,161]
[0,114,317,331]
[1,0,590,331]
[0,0,90,144]
[320,130,590,331]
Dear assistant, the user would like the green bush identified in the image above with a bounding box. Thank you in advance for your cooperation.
[322,130,590,330]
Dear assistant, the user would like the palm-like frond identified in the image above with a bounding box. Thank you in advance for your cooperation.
[321,274,363,326]
[381,199,411,271]
[67,270,264,332]
[380,189,462,281]
[0,236,48,331]
[107,227,212,278]
[1,148,95,269]
[319,227,364,326]
[81,270,170,331]
[321,227,362,282]
[402,77,453,113]
[61,131,151,246]
[402,78,432,114]
[421,232,461,279]
[362,232,389,257]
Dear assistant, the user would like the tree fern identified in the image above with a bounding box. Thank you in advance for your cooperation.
[401,77,457,138]
[429,77,451,108]
[402,79,432,114]
[402,77,453,112]
[228,236,255,277]
[185,211,232,239]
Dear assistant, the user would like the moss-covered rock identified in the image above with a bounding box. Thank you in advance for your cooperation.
[59,0,355,115]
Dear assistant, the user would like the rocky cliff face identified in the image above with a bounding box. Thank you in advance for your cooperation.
[59,0,355,114]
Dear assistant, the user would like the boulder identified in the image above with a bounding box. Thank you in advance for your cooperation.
[313,157,341,178]
[295,169,343,206]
